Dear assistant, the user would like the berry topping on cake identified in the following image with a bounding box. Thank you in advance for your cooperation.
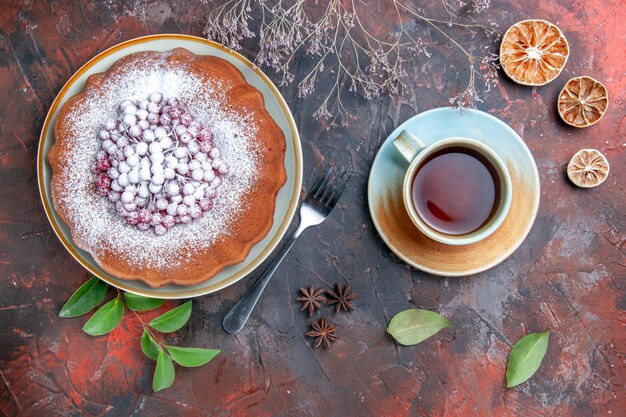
[95,92,228,234]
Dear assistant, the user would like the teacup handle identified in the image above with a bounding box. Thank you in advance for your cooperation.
[392,130,427,163]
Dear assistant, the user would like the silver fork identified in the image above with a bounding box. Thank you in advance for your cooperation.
[222,167,351,333]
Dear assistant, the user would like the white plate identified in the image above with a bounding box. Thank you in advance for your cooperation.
[38,35,302,299]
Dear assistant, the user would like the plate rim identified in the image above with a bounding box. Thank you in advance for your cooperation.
[37,34,303,298]
[367,107,540,277]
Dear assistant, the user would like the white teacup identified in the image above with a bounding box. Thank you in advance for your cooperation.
[392,130,512,245]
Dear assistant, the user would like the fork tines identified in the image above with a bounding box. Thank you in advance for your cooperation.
[309,166,351,207]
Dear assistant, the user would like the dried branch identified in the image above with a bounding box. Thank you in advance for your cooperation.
[203,0,499,128]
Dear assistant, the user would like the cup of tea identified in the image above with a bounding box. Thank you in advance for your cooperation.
[392,130,512,245]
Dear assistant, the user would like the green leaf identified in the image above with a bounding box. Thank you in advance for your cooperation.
[387,308,452,346]
[166,346,220,367]
[506,331,550,388]
[59,277,108,318]
[82,296,124,336]
[149,301,192,333]
[124,293,165,312]
[153,350,175,392]
[141,329,161,361]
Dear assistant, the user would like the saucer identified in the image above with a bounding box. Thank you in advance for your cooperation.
[367,107,540,276]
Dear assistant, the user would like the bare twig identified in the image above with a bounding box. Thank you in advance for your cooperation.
[203,0,499,127]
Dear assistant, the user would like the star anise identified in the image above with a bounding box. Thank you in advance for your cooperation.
[297,286,326,317]
[326,283,356,312]
[306,316,338,349]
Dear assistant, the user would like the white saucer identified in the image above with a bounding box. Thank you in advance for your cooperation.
[368,107,540,276]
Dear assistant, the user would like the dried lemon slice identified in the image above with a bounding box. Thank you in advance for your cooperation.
[558,76,609,128]
[567,149,610,188]
[500,19,569,86]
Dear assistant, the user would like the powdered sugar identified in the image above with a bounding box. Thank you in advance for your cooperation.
[56,51,259,271]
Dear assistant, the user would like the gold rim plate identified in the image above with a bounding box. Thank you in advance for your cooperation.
[37,34,303,299]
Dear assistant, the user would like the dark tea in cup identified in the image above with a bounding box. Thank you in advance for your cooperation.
[393,131,512,245]
[410,147,500,236]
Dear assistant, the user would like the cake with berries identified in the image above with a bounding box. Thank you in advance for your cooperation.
[48,48,286,287]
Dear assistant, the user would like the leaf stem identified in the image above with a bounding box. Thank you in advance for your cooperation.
[131,309,168,352]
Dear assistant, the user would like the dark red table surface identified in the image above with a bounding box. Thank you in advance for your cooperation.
[1,1,624,416]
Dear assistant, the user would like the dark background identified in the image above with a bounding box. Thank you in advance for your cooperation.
[1,0,624,416]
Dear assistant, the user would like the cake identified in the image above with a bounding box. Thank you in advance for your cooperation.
[48,48,286,287]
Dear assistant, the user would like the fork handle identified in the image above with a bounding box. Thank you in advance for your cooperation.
[222,224,306,334]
